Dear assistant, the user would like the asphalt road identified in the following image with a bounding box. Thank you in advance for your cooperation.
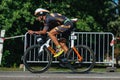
[0,71,120,80]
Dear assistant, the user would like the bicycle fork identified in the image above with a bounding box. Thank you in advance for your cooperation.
[72,47,83,62]
[71,32,83,62]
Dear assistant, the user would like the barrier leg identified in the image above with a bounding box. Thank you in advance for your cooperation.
[0,30,5,65]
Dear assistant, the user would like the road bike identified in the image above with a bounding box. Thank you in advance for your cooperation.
[23,31,95,73]
[23,18,95,73]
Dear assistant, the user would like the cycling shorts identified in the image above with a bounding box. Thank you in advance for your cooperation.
[55,19,73,33]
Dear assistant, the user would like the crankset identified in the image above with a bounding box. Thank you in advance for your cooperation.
[59,58,77,72]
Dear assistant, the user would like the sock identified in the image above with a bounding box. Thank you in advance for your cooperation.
[57,45,61,49]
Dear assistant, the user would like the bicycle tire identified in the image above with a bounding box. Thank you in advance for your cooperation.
[23,45,52,73]
[67,45,95,73]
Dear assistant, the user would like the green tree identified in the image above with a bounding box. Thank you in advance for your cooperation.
[0,0,67,67]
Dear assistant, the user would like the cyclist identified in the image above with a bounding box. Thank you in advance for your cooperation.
[34,8,73,57]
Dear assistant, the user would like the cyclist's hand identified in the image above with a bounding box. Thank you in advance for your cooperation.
[28,30,34,34]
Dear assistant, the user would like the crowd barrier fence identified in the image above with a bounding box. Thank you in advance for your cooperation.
[24,32,115,67]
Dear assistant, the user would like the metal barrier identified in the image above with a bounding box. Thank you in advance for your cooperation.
[72,32,115,67]
[24,32,115,66]
[0,29,24,65]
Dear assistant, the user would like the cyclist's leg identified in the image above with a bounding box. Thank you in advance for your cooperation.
[59,38,68,53]
[53,25,71,57]
[48,21,73,57]
[48,28,60,47]
[60,42,68,53]
[58,22,73,53]
[48,28,64,57]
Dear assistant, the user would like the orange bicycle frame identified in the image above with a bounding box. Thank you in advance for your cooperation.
[47,46,56,56]
[47,46,83,62]
[72,47,83,62]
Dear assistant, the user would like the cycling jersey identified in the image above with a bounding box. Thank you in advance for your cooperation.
[43,13,73,32]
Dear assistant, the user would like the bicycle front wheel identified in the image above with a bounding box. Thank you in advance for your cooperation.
[67,45,95,73]
[23,45,52,73]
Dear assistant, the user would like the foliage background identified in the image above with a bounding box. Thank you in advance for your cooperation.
[0,0,120,67]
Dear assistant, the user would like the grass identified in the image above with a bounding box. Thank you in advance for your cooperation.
[0,63,120,72]
[0,67,23,71]
[0,66,120,73]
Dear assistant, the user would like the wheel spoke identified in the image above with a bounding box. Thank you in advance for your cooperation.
[23,45,52,73]
[67,45,95,73]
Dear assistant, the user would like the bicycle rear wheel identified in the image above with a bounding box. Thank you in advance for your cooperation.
[67,45,95,73]
[23,45,52,73]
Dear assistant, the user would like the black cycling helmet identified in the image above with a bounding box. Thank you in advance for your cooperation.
[34,8,49,16]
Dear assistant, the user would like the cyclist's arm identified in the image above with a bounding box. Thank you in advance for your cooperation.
[34,25,49,35]
[34,29,47,34]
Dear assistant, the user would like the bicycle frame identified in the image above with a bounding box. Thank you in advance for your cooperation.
[38,32,83,62]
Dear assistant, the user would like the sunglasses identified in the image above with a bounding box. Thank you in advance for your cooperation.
[35,12,48,17]
[35,14,43,17]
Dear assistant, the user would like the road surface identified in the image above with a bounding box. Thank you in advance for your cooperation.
[0,71,120,80]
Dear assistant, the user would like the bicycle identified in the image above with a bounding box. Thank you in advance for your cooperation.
[23,19,95,73]
[23,31,95,73]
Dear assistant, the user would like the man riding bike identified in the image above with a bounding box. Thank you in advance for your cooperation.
[34,8,73,57]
